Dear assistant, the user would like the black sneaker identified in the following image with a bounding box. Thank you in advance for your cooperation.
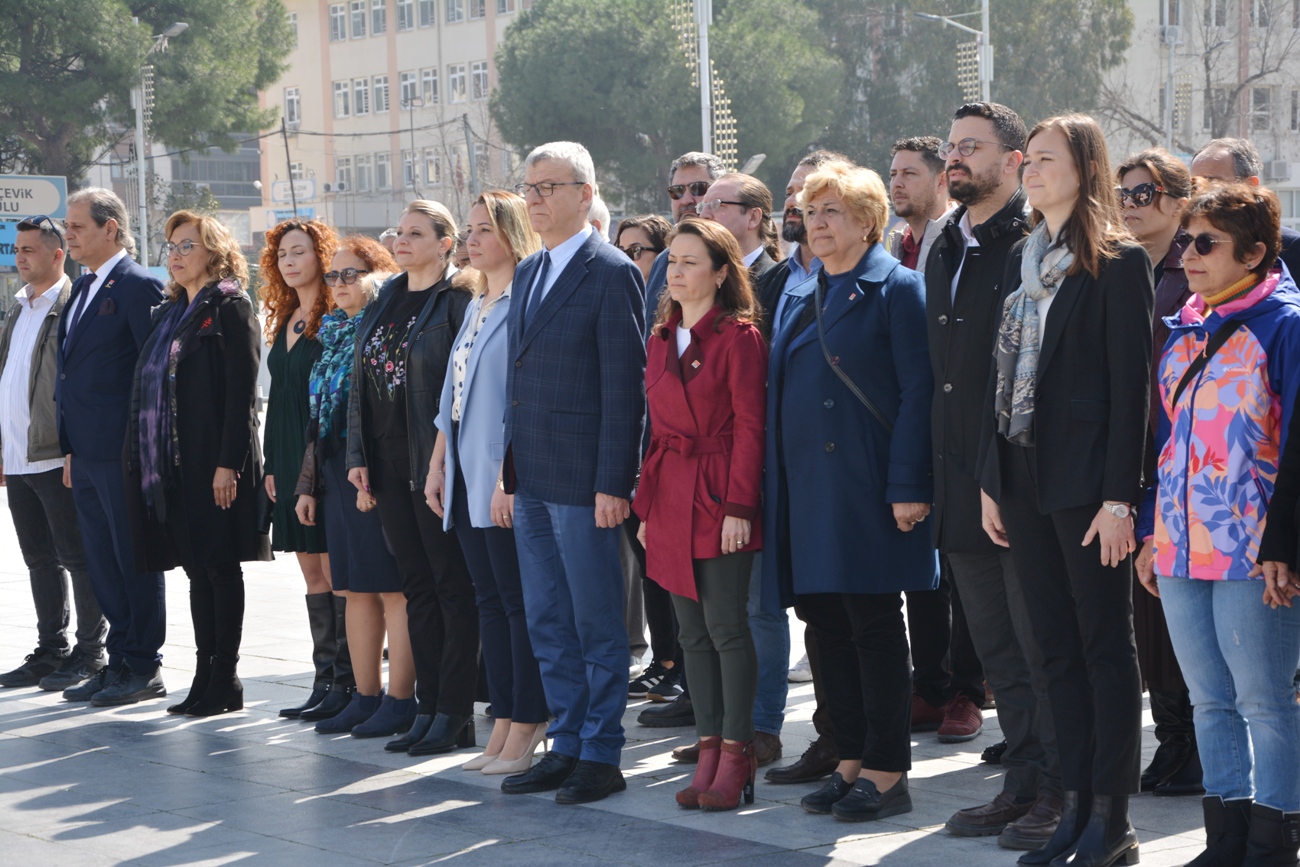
[628,662,671,698]
[0,648,68,688]
[90,665,166,707]
[647,667,683,702]
[64,666,117,702]
[38,648,107,692]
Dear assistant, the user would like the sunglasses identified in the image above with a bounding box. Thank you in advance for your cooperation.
[1187,233,1232,256]
[620,244,660,262]
[324,268,371,286]
[666,181,711,201]
[24,214,65,240]
[1116,183,1166,207]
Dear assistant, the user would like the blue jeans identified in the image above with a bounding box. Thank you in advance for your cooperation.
[748,553,789,736]
[1159,576,1300,811]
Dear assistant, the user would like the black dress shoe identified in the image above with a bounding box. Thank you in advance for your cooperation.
[407,712,474,756]
[90,666,166,706]
[767,735,837,784]
[556,760,626,805]
[801,771,854,814]
[39,648,107,692]
[299,683,352,721]
[637,694,695,728]
[280,679,330,719]
[64,667,116,702]
[386,713,435,752]
[832,775,913,822]
[501,751,579,794]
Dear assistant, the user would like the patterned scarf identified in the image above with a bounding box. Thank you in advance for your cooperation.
[309,307,361,442]
[139,278,246,520]
[993,223,1074,446]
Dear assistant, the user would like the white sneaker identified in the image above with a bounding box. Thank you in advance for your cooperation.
[787,654,813,683]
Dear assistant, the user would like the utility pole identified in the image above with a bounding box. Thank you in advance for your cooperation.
[131,20,188,267]
[462,114,479,199]
[696,0,712,154]
[1163,22,1180,151]
[281,117,298,217]
[916,0,992,102]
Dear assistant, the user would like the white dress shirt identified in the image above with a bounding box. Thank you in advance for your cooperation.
[742,246,764,268]
[949,210,979,305]
[2,281,67,475]
[63,247,129,344]
[534,224,593,305]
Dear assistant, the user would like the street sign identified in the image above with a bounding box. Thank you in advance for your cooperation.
[265,207,315,229]
[0,174,69,219]
[0,221,17,268]
[270,179,316,204]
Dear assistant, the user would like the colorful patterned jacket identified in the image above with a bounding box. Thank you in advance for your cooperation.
[1139,268,1300,580]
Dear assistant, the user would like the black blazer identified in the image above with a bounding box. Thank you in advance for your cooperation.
[980,241,1155,513]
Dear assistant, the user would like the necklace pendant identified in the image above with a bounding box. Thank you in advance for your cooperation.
[293,319,307,334]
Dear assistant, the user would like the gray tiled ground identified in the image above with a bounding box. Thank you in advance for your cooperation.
[0,491,1204,866]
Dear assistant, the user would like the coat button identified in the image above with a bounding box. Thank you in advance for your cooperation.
[515,360,522,368]
[824,442,835,453]
[512,400,519,406]
[60,373,66,380]
[823,399,834,409]
[938,315,949,325]
[943,383,953,393]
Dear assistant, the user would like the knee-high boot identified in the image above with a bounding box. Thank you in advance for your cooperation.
[280,593,335,718]
[301,594,353,721]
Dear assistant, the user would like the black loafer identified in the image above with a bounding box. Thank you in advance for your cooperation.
[385,713,435,752]
[501,751,579,794]
[636,694,695,728]
[833,775,913,822]
[555,760,626,805]
[801,771,854,814]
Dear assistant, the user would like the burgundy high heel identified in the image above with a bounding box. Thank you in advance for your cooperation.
[676,736,722,808]
[698,740,756,811]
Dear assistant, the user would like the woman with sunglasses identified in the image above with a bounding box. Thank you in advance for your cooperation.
[979,115,1153,867]
[293,237,420,737]
[260,219,356,724]
[1140,183,1300,867]
[615,215,671,285]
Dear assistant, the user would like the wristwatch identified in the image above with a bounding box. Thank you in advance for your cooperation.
[1103,501,1132,519]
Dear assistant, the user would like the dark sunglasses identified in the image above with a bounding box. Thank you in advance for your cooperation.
[21,214,64,239]
[1116,183,1166,207]
[1187,233,1231,257]
[620,243,660,262]
[323,268,371,286]
[666,181,711,201]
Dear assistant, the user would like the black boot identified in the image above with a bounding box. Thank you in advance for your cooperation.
[167,654,212,715]
[187,657,244,717]
[1142,688,1195,792]
[407,712,475,756]
[1155,734,1205,797]
[1019,791,1091,866]
[280,593,335,718]
[1188,797,1252,867]
[1242,803,1300,867]
[299,595,353,721]
[1055,794,1138,867]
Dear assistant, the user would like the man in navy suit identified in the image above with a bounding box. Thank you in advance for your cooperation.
[57,188,167,706]
[499,142,646,804]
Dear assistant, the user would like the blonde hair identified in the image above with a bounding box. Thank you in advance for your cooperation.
[404,199,458,241]
[797,161,890,246]
[163,210,249,300]
[469,190,542,296]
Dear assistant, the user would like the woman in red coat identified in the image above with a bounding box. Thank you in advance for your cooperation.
[634,218,767,811]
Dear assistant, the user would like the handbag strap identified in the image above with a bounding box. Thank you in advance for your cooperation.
[814,274,894,434]
[1170,317,1241,409]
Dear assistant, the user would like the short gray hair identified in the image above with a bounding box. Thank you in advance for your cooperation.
[1195,137,1264,181]
[67,187,137,256]
[587,195,611,239]
[524,141,595,186]
[669,151,725,181]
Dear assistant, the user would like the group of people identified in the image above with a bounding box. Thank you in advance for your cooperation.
[3,100,1300,867]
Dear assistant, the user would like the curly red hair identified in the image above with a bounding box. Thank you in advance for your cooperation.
[258,219,339,343]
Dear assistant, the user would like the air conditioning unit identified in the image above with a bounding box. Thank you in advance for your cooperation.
[1267,160,1291,182]
[285,120,300,133]
[323,182,346,193]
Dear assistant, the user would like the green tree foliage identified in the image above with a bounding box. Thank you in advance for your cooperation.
[0,0,294,184]
[492,0,841,212]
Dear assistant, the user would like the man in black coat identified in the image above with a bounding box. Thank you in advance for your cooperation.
[925,103,1062,849]
[1190,137,1300,276]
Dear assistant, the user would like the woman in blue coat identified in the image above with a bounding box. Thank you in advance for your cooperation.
[763,160,938,823]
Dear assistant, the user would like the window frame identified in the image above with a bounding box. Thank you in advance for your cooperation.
[333,80,351,118]
[373,75,390,112]
[284,87,301,125]
[470,61,489,101]
[372,0,387,34]
[421,68,439,106]
[419,0,436,26]
[376,152,392,190]
[353,78,370,115]
[448,63,467,103]
[397,0,414,31]
[329,4,347,41]
[335,156,353,192]
[446,0,465,24]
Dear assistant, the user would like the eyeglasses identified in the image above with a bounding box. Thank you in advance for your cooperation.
[23,214,65,240]
[938,138,1014,159]
[162,240,199,257]
[1116,183,1166,207]
[514,181,585,198]
[620,244,660,262]
[698,198,749,214]
[1188,233,1232,256]
[324,268,371,286]
[666,181,711,201]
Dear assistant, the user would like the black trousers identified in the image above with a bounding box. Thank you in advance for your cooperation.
[907,558,985,708]
[372,455,479,716]
[183,562,245,665]
[999,445,1142,795]
[798,592,912,771]
[622,516,681,668]
[792,606,834,740]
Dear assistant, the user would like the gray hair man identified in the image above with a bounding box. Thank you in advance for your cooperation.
[1191,137,1300,276]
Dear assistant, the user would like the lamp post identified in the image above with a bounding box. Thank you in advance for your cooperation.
[695,0,712,154]
[132,20,188,267]
[915,0,991,102]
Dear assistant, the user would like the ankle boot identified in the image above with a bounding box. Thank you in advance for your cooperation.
[300,682,353,721]
[315,691,381,734]
[407,712,475,756]
[1054,795,1138,867]
[351,694,418,738]
[1187,797,1252,867]
[280,593,334,718]
[676,737,722,808]
[1242,803,1300,867]
[1019,791,1091,865]
[698,740,756,811]
[168,654,212,715]
[186,658,243,717]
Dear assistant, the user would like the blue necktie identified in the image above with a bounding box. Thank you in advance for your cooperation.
[524,251,551,325]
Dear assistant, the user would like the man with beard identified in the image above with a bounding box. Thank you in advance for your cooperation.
[887,137,956,274]
[925,102,1063,850]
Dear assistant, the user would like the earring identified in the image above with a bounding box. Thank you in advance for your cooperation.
[862,235,869,242]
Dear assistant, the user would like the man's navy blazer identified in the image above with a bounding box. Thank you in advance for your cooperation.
[56,253,164,461]
[504,230,646,506]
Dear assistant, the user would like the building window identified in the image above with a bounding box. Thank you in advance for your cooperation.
[471,61,489,100]
[374,75,390,112]
[333,81,351,118]
[1205,0,1228,27]
[372,0,387,34]
[350,0,367,37]
[354,79,370,114]
[446,0,465,23]
[420,0,436,26]
[1203,86,1230,131]
[497,0,516,12]
[421,68,439,105]
[355,154,374,192]
[1251,0,1271,27]
[399,71,418,107]
[1253,87,1272,130]
[403,150,418,189]
[424,148,442,186]
[448,63,467,103]
[290,161,305,181]
[329,4,347,41]
[397,0,414,30]
[469,0,486,19]
[335,157,353,192]
[376,152,392,190]
[284,87,301,125]
[287,11,299,45]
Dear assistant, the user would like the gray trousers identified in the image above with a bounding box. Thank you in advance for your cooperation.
[671,552,757,742]
[947,550,1061,799]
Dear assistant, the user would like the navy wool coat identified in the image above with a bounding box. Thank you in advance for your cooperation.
[762,243,939,611]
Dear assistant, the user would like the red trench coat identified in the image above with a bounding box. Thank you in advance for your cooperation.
[633,307,767,600]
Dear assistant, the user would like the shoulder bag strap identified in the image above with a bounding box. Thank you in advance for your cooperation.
[1170,317,1240,409]
[814,275,894,434]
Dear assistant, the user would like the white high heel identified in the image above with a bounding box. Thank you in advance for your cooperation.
[462,750,501,771]
[480,724,549,775]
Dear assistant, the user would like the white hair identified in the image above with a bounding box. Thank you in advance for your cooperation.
[524,141,595,186]
[587,195,611,240]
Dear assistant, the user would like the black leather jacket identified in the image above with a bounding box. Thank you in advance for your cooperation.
[346,269,471,491]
